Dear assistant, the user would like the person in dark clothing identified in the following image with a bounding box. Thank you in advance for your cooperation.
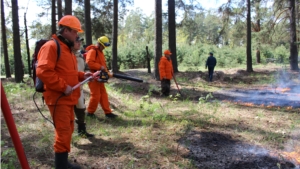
[205,52,217,82]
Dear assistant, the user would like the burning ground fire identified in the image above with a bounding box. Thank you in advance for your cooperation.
[282,149,300,165]
[280,87,291,93]
[217,85,300,110]
[222,100,297,111]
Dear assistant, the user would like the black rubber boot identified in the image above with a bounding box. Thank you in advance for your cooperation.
[74,107,86,124]
[77,121,94,138]
[55,152,81,169]
[67,161,81,169]
[105,112,118,118]
[55,152,68,169]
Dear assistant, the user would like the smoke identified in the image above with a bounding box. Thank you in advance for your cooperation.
[218,69,300,108]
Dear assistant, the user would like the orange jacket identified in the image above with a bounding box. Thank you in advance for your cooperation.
[36,35,85,105]
[85,45,108,73]
[159,56,173,80]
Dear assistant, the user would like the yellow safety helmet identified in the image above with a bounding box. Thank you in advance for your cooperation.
[97,36,110,48]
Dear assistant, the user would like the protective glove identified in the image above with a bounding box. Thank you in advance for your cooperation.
[100,66,105,71]
[107,72,113,78]
[64,85,73,96]
[84,72,93,81]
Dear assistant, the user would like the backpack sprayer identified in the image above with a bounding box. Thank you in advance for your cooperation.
[72,70,143,90]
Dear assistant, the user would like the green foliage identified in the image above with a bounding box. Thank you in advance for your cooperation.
[259,45,289,64]
[198,93,213,104]
[1,142,17,169]
[177,43,250,69]
[29,23,52,40]
[117,40,154,69]
[274,45,289,63]
[2,0,297,78]
[3,82,23,94]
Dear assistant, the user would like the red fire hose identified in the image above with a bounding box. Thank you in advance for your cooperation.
[1,83,30,169]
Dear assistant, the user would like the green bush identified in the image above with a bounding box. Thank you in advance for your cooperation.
[274,45,288,63]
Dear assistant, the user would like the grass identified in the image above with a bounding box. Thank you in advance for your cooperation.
[1,65,300,168]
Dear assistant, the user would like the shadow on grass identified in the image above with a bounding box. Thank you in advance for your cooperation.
[73,137,135,157]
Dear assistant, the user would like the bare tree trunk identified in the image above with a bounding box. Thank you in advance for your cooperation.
[246,0,253,72]
[256,48,261,63]
[24,13,31,77]
[297,2,299,53]
[51,0,56,34]
[84,0,92,46]
[64,0,72,15]
[11,0,23,82]
[112,0,118,72]
[155,0,162,80]
[254,0,261,64]
[289,0,299,71]
[57,0,62,20]
[146,46,151,73]
[168,0,178,72]
[1,0,11,78]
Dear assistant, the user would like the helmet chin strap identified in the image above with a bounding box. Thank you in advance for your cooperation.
[97,43,104,50]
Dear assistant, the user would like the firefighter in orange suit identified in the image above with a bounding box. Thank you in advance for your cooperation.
[159,49,174,96]
[36,15,92,169]
[85,36,118,118]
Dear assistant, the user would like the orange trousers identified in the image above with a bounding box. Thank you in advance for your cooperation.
[87,81,112,114]
[48,105,74,153]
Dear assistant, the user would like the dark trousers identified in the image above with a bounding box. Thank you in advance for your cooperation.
[161,79,171,96]
[208,67,215,82]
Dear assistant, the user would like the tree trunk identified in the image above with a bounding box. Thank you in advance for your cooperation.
[1,0,11,78]
[57,0,62,21]
[11,0,23,82]
[64,0,72,15]
[51,0,56,34]
[168,0,178,73]
[24,13,31,77]
[297,2,300,52]
[84,0,92,46]
[289,0,299,71]
[155,0,162,80]
[112,0,118,72]
[146,46,151,73]
[254,0,261,64]
[256,48,261,63]
[246,0,253,72]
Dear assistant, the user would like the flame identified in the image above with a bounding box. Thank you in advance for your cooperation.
[222,99,295,110]
[281,88,291,93]
[282,146,300,165]
[242,102,254,107]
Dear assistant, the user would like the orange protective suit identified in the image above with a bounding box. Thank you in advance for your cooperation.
[159,56,173,80]
[36,35,85,153]
[85,45,112,114]
[159,56,174,96]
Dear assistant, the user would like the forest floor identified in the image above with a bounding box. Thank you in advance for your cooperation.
[1,64,300,169]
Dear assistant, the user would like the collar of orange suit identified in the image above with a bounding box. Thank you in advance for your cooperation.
[164,55,171,61]
[57,34,74,49]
